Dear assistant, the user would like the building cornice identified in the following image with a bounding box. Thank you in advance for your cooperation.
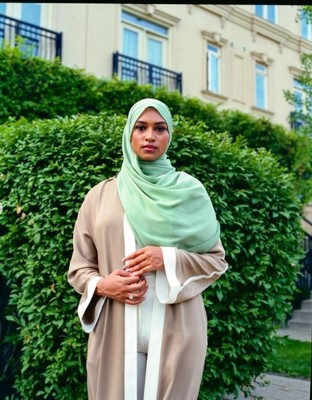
[196,5,312,55]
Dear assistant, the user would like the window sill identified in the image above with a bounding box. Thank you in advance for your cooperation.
[201,90,228,102]
[251,106,274,117]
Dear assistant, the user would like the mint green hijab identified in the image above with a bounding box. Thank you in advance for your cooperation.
[116,98,220,253]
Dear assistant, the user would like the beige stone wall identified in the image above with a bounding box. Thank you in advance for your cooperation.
[43,4,311,129]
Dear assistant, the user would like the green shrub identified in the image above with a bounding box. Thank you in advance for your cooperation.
[0,113,304,399]
[0,44,103,123]
[0,45,311,202]
[215,109,312,203]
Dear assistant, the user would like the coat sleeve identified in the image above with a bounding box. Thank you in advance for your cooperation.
[155,239,228,304]
[67,187,106,333]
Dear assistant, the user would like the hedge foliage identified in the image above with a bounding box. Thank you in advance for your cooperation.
[0,44,102,123]
[0,45,311,203]
[0,112,304,399]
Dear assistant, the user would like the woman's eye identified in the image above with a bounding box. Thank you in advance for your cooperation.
[135,125,145,131]
[156,126,167,133]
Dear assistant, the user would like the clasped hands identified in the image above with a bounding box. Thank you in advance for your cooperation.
[96,246,164,304]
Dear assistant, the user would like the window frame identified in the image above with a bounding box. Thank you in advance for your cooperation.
[255,5,277,24]
[255,62,268,110]
[121,10,168,66]
[206,43,221,94]
[0,3,51,28]
[293,78,305,111]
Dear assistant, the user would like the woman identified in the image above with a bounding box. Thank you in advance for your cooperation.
[67,98,228,400]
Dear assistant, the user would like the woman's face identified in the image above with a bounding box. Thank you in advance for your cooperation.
[130,108,169,161]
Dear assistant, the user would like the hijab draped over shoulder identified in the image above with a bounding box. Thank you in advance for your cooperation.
[116,98,220,253]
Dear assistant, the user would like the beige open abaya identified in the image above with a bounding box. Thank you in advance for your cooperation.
[68,178,228,400]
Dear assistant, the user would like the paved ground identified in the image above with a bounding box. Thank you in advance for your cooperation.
[224,373,311,400]
[223,326,311,400]
[276,326,311,342]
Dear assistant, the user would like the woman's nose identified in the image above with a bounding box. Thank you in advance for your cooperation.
[145,128,155,140]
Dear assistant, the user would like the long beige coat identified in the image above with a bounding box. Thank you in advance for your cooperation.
[68,178,228,400]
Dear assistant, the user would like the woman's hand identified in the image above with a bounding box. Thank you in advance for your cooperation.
[95,269,148,304]
[122,246,164,277]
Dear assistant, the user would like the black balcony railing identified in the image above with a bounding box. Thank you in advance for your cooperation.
[113,51,182,94]
[0,13,62,60]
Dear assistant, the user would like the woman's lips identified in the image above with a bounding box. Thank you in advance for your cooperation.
[142,145,157,151]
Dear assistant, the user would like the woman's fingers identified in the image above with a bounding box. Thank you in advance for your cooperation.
[123,246,164,275]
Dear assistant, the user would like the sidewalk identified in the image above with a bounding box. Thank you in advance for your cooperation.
[223,325,311,400]
[277,325,311,342]
[224,373,311,400]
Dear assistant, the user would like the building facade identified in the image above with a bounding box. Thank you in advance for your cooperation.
[0,3,311,129]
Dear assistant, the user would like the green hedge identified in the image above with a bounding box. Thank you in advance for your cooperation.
[0,45,311,202]
[0,113,304,399]
[0,45,102,122]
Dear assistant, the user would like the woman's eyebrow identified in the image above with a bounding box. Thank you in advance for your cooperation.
[135,120,167,125]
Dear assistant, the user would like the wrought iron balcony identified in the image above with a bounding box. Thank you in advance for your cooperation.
[0,13,62,60]
[112,51,182,94]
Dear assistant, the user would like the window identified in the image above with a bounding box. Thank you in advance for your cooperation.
[255,5,277,24]
[255,62,268,109]
[147,37,163,67]
[117,9,181,92]
[21,3,41,26]
[293,78,305,111]
[0,3,42,23]
[121,10,169,86]
[0,3,6,14]
[19,3,42,56]
[0,3,5,47]
[0,3,6,43]
[290,78,305,129]
[207,44,220,93]
[123,27,139,60]
[121,10,168,66]
[0,3,58,60]
[301,9,312,41]
[291,77,311,130]
[0,3,42,55]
